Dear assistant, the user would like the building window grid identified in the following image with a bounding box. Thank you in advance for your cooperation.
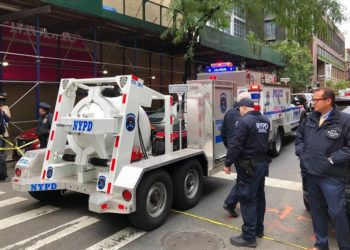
[317,46,345,69]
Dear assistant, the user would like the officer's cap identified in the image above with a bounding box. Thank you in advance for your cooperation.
[237,98,254,108]
[39,102,51,110]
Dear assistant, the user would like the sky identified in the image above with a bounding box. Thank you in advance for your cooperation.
[339,0,350,48]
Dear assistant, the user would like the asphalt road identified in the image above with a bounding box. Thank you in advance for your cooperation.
[0,136,341,249]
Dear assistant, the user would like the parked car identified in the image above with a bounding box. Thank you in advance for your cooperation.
[292,93,313,111]
[302,98,350,217]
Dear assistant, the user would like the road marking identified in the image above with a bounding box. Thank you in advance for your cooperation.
[87,227,146,250]
[212,171,303,191]
[0,191,5,195]
[0,205,60,230]
[0,197,27,208]
[279,206,294,219]
[2,216,99,250]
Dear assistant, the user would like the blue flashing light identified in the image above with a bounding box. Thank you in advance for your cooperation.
[205,66,236,73]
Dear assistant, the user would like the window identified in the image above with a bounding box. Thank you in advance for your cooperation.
[233,18,246,38]
[264,21,276,40]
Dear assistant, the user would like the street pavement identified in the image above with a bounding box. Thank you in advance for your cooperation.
[0,136,341,249]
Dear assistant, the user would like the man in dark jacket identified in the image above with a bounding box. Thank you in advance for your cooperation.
[225,98,270,248]
[0,95,11,181]
[221,92,251,218]
[35,102,53,148]
[295,87,350,250]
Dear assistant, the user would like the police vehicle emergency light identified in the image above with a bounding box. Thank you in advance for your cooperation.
[198,63,305,156]
[12,75,233,231]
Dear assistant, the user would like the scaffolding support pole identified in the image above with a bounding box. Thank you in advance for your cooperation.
[0,26,3,93]
[35,15,41,119]
[93,26,97,77]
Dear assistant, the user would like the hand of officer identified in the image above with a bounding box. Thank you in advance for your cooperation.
[224,166,231,174]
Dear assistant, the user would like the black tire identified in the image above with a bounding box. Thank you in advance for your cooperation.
[129,170,173,231]
[303,195,310,211]
[269,129,283,157]
[172,159,204,210]
[28,190,64,202]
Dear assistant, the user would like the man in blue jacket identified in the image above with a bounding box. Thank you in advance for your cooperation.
[295,87,350,250]
[225,98,270,248]
[221,92,251,218]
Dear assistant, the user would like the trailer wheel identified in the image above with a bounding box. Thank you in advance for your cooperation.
[269,129,283,157]
[28,190,64,202]
[172,159,204,210]
[129,170,173,231]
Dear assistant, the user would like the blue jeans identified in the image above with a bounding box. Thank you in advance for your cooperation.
[307,174,350,250]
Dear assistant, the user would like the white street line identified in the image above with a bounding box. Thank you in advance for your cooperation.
[2,216,99,250]
[86,227,146,250]
[0,197,27,208]
[0,191,5,195]
[212,171,302,192]
[0,205,60,230]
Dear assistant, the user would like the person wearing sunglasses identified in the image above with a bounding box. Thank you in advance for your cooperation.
[295,87,350,250]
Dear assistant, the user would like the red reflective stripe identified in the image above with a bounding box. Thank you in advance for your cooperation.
[54,112,59,121]
[58,95,62,103]
[132,75,138,81]
[170,134,173,143]
[110,158,116,171]
[118,204,125,210]
[101,203,108,210]
[107,182,112,193]
[122,94,127,104]
[114,136,120,147]
[170,116,173,125]
[46,150,51,161]
[42,170,46,180]
[50,131,55,141]
[170,96,173,106]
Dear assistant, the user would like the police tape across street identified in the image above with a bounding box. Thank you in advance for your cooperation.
[0,137,39,156]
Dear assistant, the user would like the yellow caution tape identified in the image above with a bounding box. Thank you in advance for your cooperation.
[172,209,308,250]
[0,137,39,156]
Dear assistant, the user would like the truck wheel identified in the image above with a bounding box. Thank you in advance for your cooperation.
[129,170,173,231]
[269,129,283,157]
[172,159,204,210]
[28,190,64,202]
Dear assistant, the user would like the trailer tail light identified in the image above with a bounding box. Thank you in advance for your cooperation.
[249,84,261,91]
[15,168,21,177]
[209,75,217,80]
[122,190,132,201]
[101,203,108,210]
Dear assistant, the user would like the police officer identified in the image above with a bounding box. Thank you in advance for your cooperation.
[0,95,11,181]
[221,92,251,218]
[35,102,53,148]
[295,87,350,250]
[225,98,270,248]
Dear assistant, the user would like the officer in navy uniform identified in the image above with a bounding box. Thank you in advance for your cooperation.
[295,87,350,250]
[224,98,270,248]
[0,95,11,181]
[221,92,251,218]
[35,102,53,148]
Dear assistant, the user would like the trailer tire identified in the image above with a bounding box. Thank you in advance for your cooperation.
[129,170,173,231]
[172,159,203,210]
[28,190,64,202]
[269,129,283,157]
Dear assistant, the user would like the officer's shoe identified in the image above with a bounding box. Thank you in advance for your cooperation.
[230,235,257,248]
[223,204,239,218]
[256,232,264,238]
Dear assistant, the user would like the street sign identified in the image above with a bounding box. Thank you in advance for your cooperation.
[168,84,188,94]
[280,77,290,82]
